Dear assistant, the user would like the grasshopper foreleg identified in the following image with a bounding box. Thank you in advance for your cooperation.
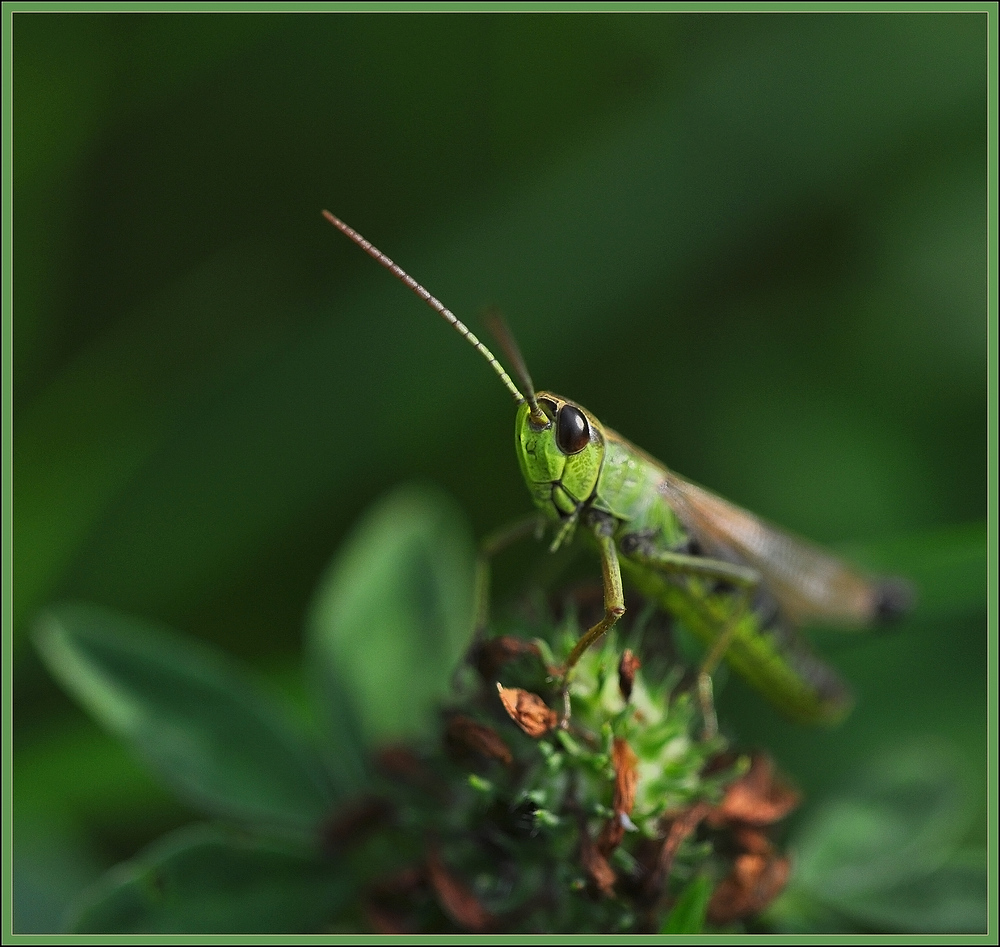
[558,513,627,724]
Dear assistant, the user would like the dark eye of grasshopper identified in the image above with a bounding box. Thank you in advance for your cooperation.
[556,405,590,454]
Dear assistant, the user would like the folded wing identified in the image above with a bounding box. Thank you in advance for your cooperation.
[655,467,903,628]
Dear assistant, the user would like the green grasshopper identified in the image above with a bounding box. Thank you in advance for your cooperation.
[323,211,910,730]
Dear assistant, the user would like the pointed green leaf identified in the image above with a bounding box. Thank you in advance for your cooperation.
[661,874,712,934]
[35,603,333,831]
[306,484,475,748]
[69,824,351,933]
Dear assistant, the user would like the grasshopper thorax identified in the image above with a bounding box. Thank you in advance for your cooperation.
[515,392,606,528]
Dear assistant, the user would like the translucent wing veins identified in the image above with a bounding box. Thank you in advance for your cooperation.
[609,430,892,628]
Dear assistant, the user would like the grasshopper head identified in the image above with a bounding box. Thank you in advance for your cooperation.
[515,392,606,523]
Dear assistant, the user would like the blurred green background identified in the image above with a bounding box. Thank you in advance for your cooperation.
[12,11,988,932]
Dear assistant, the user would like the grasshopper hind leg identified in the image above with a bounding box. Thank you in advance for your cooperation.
[619,535,763,739]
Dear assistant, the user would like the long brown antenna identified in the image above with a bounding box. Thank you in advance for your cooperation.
[323,211,529,410]
[482,308,546,425]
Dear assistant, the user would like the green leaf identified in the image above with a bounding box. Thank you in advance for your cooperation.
[306,484,475,748]
[836,851,987,934]
[34,603,334,831]
[780,741,985,932]
[69,824,350,933]
[793,743,967,896]
[661,874,712,934]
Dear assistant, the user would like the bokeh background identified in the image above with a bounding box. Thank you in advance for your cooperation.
[12,11,988,932]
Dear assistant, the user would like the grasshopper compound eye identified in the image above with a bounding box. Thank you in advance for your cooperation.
[557,404,590,454]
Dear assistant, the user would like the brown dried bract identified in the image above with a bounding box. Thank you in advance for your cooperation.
[703,753,798,923]
[472,635,541,680]
[599,736,640,856]
[612,736,639,816]
[365,904,412,935]
[618,649,641,700]
[374,744,442,797]
[642,802,712,899]
[496,683,557,737]
[597,813,625,856]
[707,850,791,926]
[731,824,776,856]
[579,824,617,897]
[444,714,513,766]
[364,865,426,934]
[426,846,493,932]
[709,753,800,827]
[320,795,393,854]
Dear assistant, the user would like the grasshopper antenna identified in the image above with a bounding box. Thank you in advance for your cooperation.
[481,308,547,426]
[323,211,544,422]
